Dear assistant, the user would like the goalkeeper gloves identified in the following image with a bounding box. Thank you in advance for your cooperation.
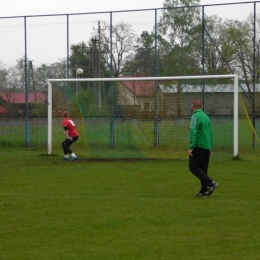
[64,132,73,141]
[66,136,73,141]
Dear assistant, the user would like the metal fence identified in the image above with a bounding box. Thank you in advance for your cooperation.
[0,1,260,155]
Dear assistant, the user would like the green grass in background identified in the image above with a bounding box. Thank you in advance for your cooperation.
[1,117,260,159]
[1,149,260,259]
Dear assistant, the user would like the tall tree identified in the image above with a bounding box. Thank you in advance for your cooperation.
[158,0,201,77]
[202,15,231,76]
[99,21,137,77]
[221,18,252,90]
[70,42,90,78]
[69,39,111,110]
[159,0,201,47]
[158,0,201,116]
[123,31,155,76]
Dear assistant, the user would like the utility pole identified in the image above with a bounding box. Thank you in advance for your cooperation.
[75,46,79,95]
[28,60,37,103]
[93,20,106,111]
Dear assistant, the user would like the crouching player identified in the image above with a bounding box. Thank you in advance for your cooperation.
[61,111,79,161]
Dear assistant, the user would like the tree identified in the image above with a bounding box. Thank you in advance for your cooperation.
[158,0,201,77]
[99,21,137,77]
[7,58,68,93]
[202,15,231,76]
[0,62,8,92]
[132,31,155,76]
[70,42,91,78]
[34,59,67,92]
[220,19,253,90]
[158,0,202,116]
[159,0,201,47]
[123,31,156,76]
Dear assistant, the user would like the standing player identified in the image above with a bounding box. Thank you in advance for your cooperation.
[62,111,79,161]
[188,99,218,197]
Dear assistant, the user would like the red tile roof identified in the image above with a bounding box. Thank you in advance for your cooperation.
[0,92,47,104]
[120,76,155,97]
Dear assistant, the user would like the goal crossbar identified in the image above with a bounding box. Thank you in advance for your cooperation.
[47,75,239,157]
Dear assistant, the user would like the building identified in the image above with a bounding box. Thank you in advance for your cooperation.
[0,92,48,116]
[118,74,164,118]
[118,77,259,117]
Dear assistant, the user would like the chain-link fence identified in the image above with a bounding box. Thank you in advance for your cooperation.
[0,2,260,158]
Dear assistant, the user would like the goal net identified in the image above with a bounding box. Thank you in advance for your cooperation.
[47,74,256,160]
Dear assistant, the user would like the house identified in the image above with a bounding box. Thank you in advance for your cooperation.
[0,92,47,104]
[118,77,259,117]
[160,83,259,116]
[0,105,7,114]
[118,74,164,118]
[0,92,48,116]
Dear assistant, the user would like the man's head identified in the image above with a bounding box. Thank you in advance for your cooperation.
[63,111,69,118]
[192,99,202,111]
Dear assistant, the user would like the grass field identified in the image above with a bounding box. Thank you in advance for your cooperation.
[1,149,260,260]
[1,116,260,159]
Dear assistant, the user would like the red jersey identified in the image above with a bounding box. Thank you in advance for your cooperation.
[62,117,79,137]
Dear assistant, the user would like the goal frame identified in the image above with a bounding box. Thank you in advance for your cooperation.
[47,75,239,157]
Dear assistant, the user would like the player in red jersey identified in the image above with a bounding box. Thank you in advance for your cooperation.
[61,111,79,161]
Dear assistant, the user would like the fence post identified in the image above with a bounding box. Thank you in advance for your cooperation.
[24,16,30,148]
[109,12,114,147]
[154,9,159,147]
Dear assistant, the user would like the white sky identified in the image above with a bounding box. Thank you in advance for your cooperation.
[0,0,257,17]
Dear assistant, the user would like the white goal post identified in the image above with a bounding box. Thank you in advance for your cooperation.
[47,74,239,157]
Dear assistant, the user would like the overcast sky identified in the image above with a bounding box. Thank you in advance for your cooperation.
[0,0,257,17]
[0,0,258,65]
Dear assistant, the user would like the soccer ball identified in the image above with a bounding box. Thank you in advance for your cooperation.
[76,68,84,74]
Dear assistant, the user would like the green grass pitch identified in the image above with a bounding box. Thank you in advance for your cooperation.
[1,149,260,259]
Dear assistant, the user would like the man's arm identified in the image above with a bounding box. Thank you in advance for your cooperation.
[63,126,72,140]
[189,115,198,150]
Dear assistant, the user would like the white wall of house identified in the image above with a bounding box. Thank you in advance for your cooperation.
[118,84,136,106]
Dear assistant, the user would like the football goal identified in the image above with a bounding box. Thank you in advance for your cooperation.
[47,75,240,159]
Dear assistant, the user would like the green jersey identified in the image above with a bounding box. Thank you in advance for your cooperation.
[189,109,213,150]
